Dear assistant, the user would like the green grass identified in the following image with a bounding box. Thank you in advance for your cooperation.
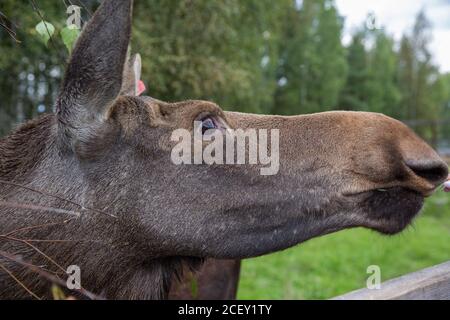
[237,192,450,300]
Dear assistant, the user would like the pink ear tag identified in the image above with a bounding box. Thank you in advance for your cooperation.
[137,80,146,96]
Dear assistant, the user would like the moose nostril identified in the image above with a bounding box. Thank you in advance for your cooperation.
[405,159,449,186]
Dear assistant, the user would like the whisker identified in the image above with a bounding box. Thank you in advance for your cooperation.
[0,262,41,300]
[2,236,101,298]
[5,236,66,273]
[0,180,117,218]
[15,239,107,244]
[0,201,81,217]
[0,250,104,300]
[3,219,76,237]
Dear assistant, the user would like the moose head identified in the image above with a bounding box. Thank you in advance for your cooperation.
[0,0,447,299]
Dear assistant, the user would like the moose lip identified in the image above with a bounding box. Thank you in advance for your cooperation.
[355,187,425,235]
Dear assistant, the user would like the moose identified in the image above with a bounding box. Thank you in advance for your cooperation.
[0,0,448,300]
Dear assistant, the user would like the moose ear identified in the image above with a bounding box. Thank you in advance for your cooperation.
[56,0,133,147]
[121,53,142,96]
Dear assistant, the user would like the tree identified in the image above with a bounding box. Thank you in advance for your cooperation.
[339,14,401,115]
[366,30,401,116]
[397,10,441,144]
[133,0,290,114]
[338,30,369,111]
[274,0,347,115]
[397,35,415,120]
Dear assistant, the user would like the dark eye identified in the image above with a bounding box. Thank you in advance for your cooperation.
[201,117,217,135]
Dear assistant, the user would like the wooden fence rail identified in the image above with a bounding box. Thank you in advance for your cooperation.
[333,261,450,300]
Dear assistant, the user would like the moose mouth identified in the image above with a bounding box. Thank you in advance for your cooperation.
[353,187,425,235]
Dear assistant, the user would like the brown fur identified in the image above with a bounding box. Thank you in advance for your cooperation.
[0,0,447,300]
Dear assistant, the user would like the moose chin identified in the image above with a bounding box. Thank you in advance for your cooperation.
[0,0,448,300]
[353,187,425,235]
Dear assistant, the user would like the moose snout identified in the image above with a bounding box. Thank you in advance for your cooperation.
[337,112,448,194]
[397,128,448,192]
[405,158,448,189]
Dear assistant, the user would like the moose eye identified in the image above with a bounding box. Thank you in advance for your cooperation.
[201,117,217,135]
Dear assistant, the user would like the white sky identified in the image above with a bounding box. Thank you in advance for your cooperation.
[335,0,450,72]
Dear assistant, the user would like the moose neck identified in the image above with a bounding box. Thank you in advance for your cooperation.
[0,115,201,299]
[0,115,53,181]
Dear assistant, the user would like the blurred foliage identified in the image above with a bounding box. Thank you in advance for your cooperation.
[1,0,450,145]
[274,0,347,114]
[132,0,289,114]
